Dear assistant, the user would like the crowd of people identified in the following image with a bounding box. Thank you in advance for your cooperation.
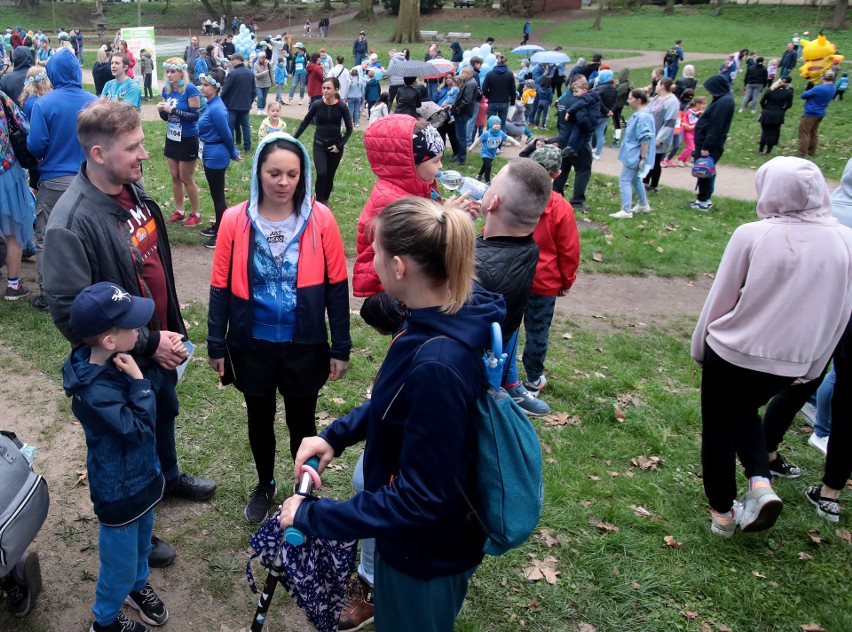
[0,19,850,632]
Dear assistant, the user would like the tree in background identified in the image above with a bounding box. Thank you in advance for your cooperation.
[357,0,375,21]
[831,0,848,29]
[392,0,422,43]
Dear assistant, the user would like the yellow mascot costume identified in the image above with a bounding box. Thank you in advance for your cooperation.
[798,33,844,82]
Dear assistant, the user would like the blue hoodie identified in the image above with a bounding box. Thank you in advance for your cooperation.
[62,345,164,527]
[294,286,506,579]
[27,48,97,180]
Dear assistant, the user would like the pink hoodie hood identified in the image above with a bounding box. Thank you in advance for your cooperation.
[755,156,833,221]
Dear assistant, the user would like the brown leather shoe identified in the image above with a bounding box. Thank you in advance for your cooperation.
[337,573,374,631]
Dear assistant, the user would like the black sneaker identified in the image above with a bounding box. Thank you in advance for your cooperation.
[1,550,41,617]
[199,226,216,238]
[29,293,49,311]
[148,536,175,569]
[125,584,168,626]
[4,284,30,301]
[165,473,216,501]
[90,611,151,632]
[768,453,801,478]
[804,485,841,523]
[204,236,217,249]
[245,481,277,524]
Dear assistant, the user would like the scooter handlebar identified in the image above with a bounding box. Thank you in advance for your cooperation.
[284,456,321,546]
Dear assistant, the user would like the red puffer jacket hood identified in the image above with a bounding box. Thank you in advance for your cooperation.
[353,115,438,297]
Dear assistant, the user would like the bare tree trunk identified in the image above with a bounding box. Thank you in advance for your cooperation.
[392,0,422,44]
[713,0,723,17]
[356,0,375,20]
[592,0,603,31]
[323,0,333,11]
[831,0,848,29]
[664,0,675,15]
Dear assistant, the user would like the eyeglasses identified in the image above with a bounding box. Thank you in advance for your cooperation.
[198,73,221,88]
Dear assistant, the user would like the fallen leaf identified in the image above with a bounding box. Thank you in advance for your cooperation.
[592,251,603,262]
[663,535,682,549]
[837,529,852,545]
[543,412,581,427]
[561,332,573,339]
[807,529,825,544]
[752,571,766,580]
[631,455,664,471]
[580,500,595,508]
[717,625,733,632]
[613,404,625,422]
[656,247,664,253]
[525,596,540,610]
[608,471,620,477]
[629,505,653,519]
[595,521,620,533]
[538,529,560,548]
[680,610,698,620]
[578,624,598,632]
[545,458,557,464]
[588,475,601,481]
[74,469,88,486]
[769,581,779,588]
[630,581,640,589]
[594,371,606,378]
[316,410,330,420]
[799,624,825,632]
[523,555,560,585]
[331,397,346,405]
[798,552,815,561]
[700,623,713,632]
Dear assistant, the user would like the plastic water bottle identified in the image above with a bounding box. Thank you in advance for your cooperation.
[438,170,489,201]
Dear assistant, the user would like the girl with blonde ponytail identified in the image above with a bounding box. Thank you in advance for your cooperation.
[278,196,506,632]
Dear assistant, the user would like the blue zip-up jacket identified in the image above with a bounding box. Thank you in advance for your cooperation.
[27,48,97,180]
[198,94,239,169]
[62,345,164,527]
[364,78,381,103]
[294,287,506,579]
[800,82,835,118]
[275,61,288,84]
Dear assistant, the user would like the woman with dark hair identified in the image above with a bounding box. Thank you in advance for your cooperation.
[294,76,353,205]
[305,52,325,104]
[758,77,793,155]
[207,133,351,523]
[197,68,242,249]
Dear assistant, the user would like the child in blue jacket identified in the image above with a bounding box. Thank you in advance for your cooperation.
[274,57,289,103]
[468,115,521,183]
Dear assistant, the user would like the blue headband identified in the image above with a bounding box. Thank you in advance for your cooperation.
[162,62,187,71]
[24,71,48,85]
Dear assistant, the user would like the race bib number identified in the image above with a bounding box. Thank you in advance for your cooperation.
[167,116,182,142]
[295,62,304,72]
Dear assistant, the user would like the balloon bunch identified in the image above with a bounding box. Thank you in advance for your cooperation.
[458,43,497,86]
[233,24,256,60]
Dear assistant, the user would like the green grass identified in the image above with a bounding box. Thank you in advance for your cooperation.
[2,299,850,631]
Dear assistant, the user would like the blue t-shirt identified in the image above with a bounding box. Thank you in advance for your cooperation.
[161,83,201,138]
[102,77,142,110]
[478,129,508,160]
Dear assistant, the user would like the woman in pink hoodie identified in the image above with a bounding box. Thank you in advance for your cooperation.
[692,156,852,539]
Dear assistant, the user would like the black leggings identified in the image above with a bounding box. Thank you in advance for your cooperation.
[478,157,493,182]
[244,391,320,483]
[612,107,624,130]
[642,153,664,189]
[759,123,782,153]
[313,144,344,204]
[825,315,852,490]
[439,120,460,158]
[204,164,228,233]
[144,73,153,99]
[763,372,825,452]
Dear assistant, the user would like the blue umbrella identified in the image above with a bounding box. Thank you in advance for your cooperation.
[511,44,544,56]
[483,322,506,391]
[531,51,571,65]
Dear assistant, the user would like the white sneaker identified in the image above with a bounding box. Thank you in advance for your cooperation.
[808,432,829,456]
[710,501,743,538]
[738,108,744,113]
[593,154,601,160]
[631,203,651,214]
[739,487,783,533]
[610,209,633,219]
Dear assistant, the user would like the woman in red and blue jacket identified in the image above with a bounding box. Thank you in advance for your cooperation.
[206,132,351,524]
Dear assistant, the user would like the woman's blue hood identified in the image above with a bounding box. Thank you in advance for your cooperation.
[248,132,313,226]
[46,47,83,89]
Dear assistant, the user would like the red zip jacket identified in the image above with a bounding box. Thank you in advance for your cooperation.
[207,199,351,360]
[530,191,580,296]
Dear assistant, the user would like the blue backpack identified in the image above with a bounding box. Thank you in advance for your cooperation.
[692,155,716,179]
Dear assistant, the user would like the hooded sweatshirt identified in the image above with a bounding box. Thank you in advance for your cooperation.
[693,74,734,160]
[27,48,97,180]
[62,345,164,526]
[0,46,33,103]
[353,115,441,296]
[692,157,852,380]
[388,51,408,88]
[294,286,507,579]
[482,63,517,104]
[450,41,463,63]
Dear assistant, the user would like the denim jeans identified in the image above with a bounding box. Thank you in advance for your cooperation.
[93,510,154,626]
[228,109,251,151]
[593,118,608,157]
[522,293,557,382]
[466,102,480,145]
[815,366,835,438]
[487,102,509,128]
[503,330,521,388]
[256,86,269,111]
[347,97,361,126]
[352,453,375,586]
[289,73,306,100]
[454,112,471,162]
[619,163,648,211]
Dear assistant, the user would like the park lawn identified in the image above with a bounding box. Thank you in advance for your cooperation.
[2,291,850,631]
[623,61,851,182]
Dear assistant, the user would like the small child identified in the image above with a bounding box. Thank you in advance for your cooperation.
[521,144,580,399]
[563,77,600,156]
[63,282,176,632]
[521,79,537,123]
[304,19,311,38]
[258,101,286,140]
[676,96,705,166]
[767,58,778,81]
[835,71,848,101]
[364,69,381,113]
[368,91,390,128]
[662,115,682,167]
[347,67,364,127]
[468,115,521,183]
[274,57,288,103]
[531,76,553,128]
[474,94,489,140]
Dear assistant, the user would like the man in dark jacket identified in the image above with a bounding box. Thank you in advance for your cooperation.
[352,31,368,66]
[221,53,255,152]
[452,66,478,165]
[779,43,797,80]
[482,53,517,128]
[0,46,33,103]
[43,100,217,569]
[689,74,735,211]
[222,35,236,59]
[554,79,593,212]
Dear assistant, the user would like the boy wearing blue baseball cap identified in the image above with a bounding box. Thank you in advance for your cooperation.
[63,282,179,632]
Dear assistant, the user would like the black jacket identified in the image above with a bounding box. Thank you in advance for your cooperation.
[221,63,256,111]
[693,74,735,160]
[0,47,33,103]
[92,61,113,96]
[779,49,797,70]
[744,63,769,87]
[482,65,516,105]
[453,76,479,116]
[474,234,539,338]
[759,86,794,125]
[594,83,617,115]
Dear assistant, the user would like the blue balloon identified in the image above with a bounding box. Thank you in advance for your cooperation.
[471,47,481,57]
[485,54,496,66]
[462,50,472,59]
[374,69,384,81]
[480,43,491,57]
